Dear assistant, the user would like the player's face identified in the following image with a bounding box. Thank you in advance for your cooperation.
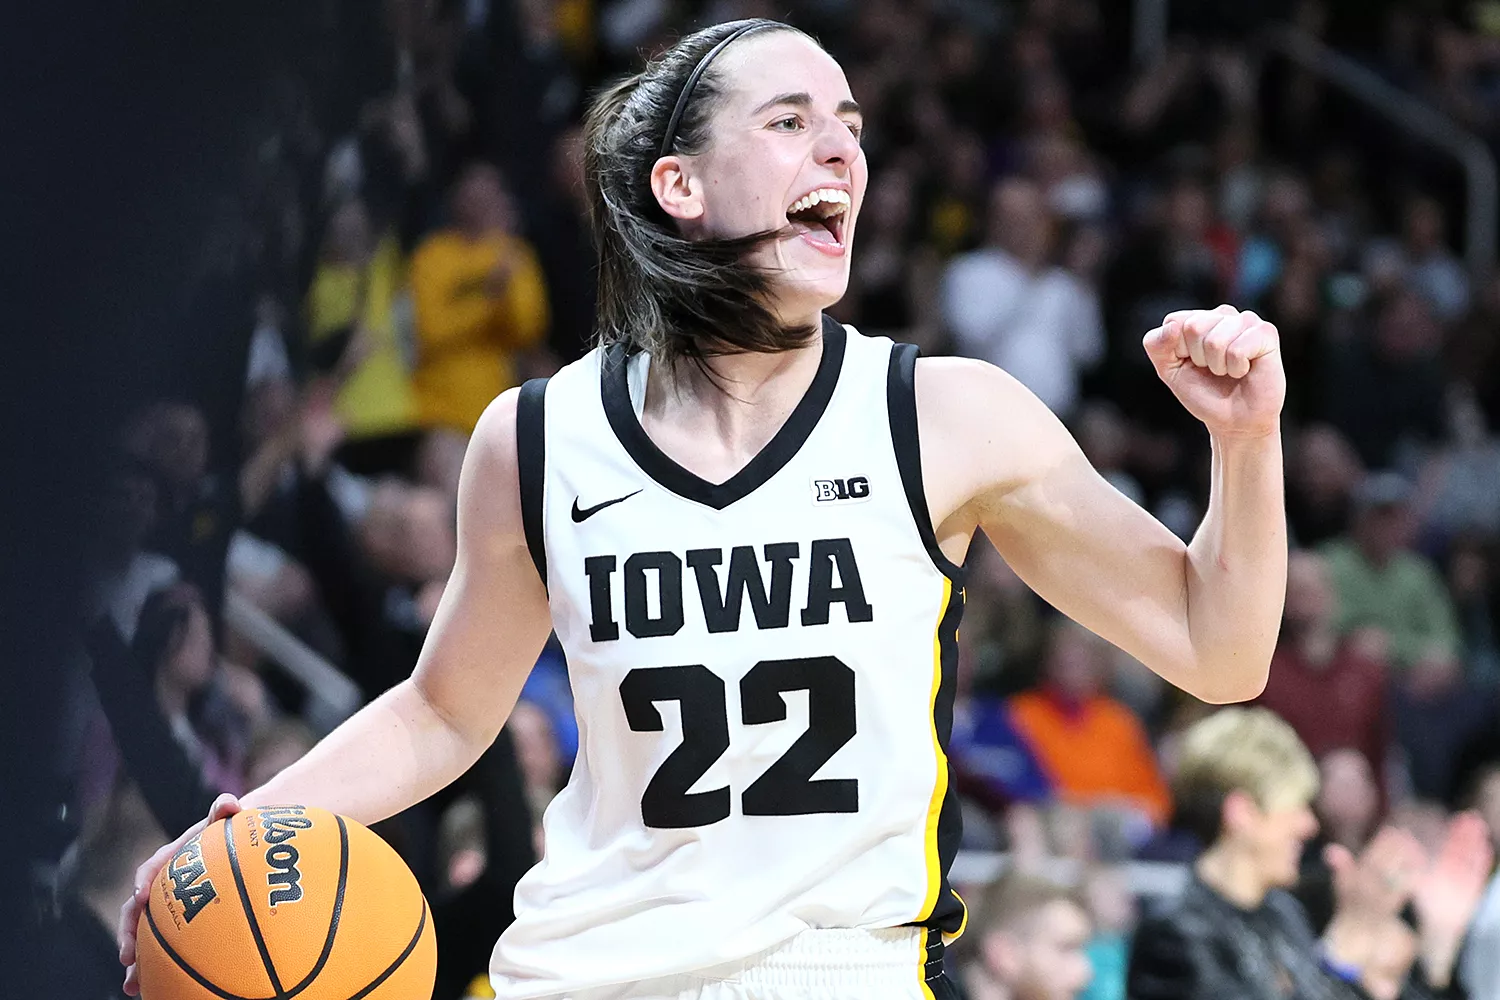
[1009,901,1094,1000]
[687,33,867,315]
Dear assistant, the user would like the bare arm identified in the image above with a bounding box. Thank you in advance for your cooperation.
[242,388,552,818]
[120,389,551,993]
[919,308,1287,704]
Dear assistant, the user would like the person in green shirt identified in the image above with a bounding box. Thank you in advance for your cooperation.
[1319,471,1460,670]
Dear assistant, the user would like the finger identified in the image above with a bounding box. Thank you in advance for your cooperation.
[1223,324,1275,378]
[1200,314,1245,376]
[1146,325,1182,367]
[1181,308,1238,369]
[209,792,243,822]
[124,962,141,996]
[1162,303,1237,330]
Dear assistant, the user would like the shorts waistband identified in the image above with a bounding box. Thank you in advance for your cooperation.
[706,927,944,989]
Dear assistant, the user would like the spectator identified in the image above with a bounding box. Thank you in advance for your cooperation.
[410,161,550,436]
[1255,550,1392,789]
[1417,391,1500,545]
[962,870,1095,1000]
[1007,620,1173,833]
[132,584,258,795]
[1128,707,1491,1000]
[124,401,238,617]
[1398,194,1469,323]
[1285,424,1363,549]
[1323,288,1448,471]
[304,197,424,477]
[1391,651,1497,803]
[48,780,165,1000]
[1445,535,1500,685]
[1296,748,1385,933]
[1319,472,1461,671]
[1079,865,1136,1000]
[89,457,179,640]
[942,175,1104,419]
[505,699,563,857]
[1459,763,1500,998]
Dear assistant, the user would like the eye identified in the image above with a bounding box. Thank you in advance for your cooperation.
[769,115,804,132]
[844,120,864,141]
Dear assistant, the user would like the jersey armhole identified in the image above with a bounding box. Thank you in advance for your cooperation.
[886,343,966,582]
[516,377,550,590]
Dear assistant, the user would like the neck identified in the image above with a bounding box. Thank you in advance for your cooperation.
[963,965,1014,1000]
[644,329,825,458]
[1195,838,1273,909]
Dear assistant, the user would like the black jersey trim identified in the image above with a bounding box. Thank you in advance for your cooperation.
[600,315,847,510]
[516,378,550,589]
[886,342,966,582]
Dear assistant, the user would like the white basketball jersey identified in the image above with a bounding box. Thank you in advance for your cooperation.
[491,319,966,998]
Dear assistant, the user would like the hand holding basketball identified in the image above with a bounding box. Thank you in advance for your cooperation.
[120,793,244,995]
[1142,305,1286,439]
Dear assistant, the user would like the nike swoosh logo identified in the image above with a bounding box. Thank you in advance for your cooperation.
[571,489,643,523]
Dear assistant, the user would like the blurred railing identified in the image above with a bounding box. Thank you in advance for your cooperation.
[223,590,361,735]
[1260,24,1498,274]
[951,851,1190,899]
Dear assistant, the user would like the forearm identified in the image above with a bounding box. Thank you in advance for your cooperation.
[241,678,483,825]
[1183,429,1287,702]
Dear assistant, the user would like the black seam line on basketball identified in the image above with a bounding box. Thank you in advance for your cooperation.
[570,488,642,522]
[343,897,428,1000]
[145,902,275,1000]
[281,815,351,1000]
[225,816,289,999]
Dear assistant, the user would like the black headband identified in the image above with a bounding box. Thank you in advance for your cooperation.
[658,23,769,160]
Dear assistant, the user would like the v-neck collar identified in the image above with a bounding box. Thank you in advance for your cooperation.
[600,315,847,510]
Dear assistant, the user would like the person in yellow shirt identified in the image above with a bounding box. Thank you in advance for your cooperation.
[304,198,423,475]
[409,163,551,435]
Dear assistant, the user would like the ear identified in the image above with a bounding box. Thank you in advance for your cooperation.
[981,930,1019,983]
[650,155,704,223]
[1221,788,1260,838]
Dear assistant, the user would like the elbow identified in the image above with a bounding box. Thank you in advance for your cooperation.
[1184,657,1271,705]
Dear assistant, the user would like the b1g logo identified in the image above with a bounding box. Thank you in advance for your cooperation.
[168,834,218,924]
[812,476,870,505]
[259,805,312,906]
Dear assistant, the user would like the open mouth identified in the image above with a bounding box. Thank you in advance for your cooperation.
[786,187,849,249]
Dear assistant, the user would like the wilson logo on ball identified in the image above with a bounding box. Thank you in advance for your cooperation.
[168,834,218,924]
[259,804,312,906]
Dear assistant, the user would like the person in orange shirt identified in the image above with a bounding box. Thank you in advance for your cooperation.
[1007,619,1173,830]
[409,162,551,436]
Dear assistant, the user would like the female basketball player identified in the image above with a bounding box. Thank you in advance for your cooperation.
[122,19,1288,1000]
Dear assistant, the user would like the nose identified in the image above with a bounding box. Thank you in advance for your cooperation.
[813,117,861,171]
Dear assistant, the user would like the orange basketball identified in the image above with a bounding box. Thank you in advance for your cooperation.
[136,805,436,1000]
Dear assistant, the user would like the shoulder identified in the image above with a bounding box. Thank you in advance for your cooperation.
[469,389,521,476]
[912,355,1080,492]
[1263,889,1318,942]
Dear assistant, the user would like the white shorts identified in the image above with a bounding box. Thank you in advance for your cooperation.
[541,927,956,1000]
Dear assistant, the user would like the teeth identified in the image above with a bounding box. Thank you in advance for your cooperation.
[788,188,851,216]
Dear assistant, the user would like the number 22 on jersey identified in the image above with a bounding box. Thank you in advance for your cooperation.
[620,656,859,828]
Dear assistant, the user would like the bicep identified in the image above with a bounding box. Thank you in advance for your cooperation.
[410,392,552,744]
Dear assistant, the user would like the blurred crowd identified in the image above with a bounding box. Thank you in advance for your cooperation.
[46,0,1500,998]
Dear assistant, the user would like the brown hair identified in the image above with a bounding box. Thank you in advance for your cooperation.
[583,18,821,365]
